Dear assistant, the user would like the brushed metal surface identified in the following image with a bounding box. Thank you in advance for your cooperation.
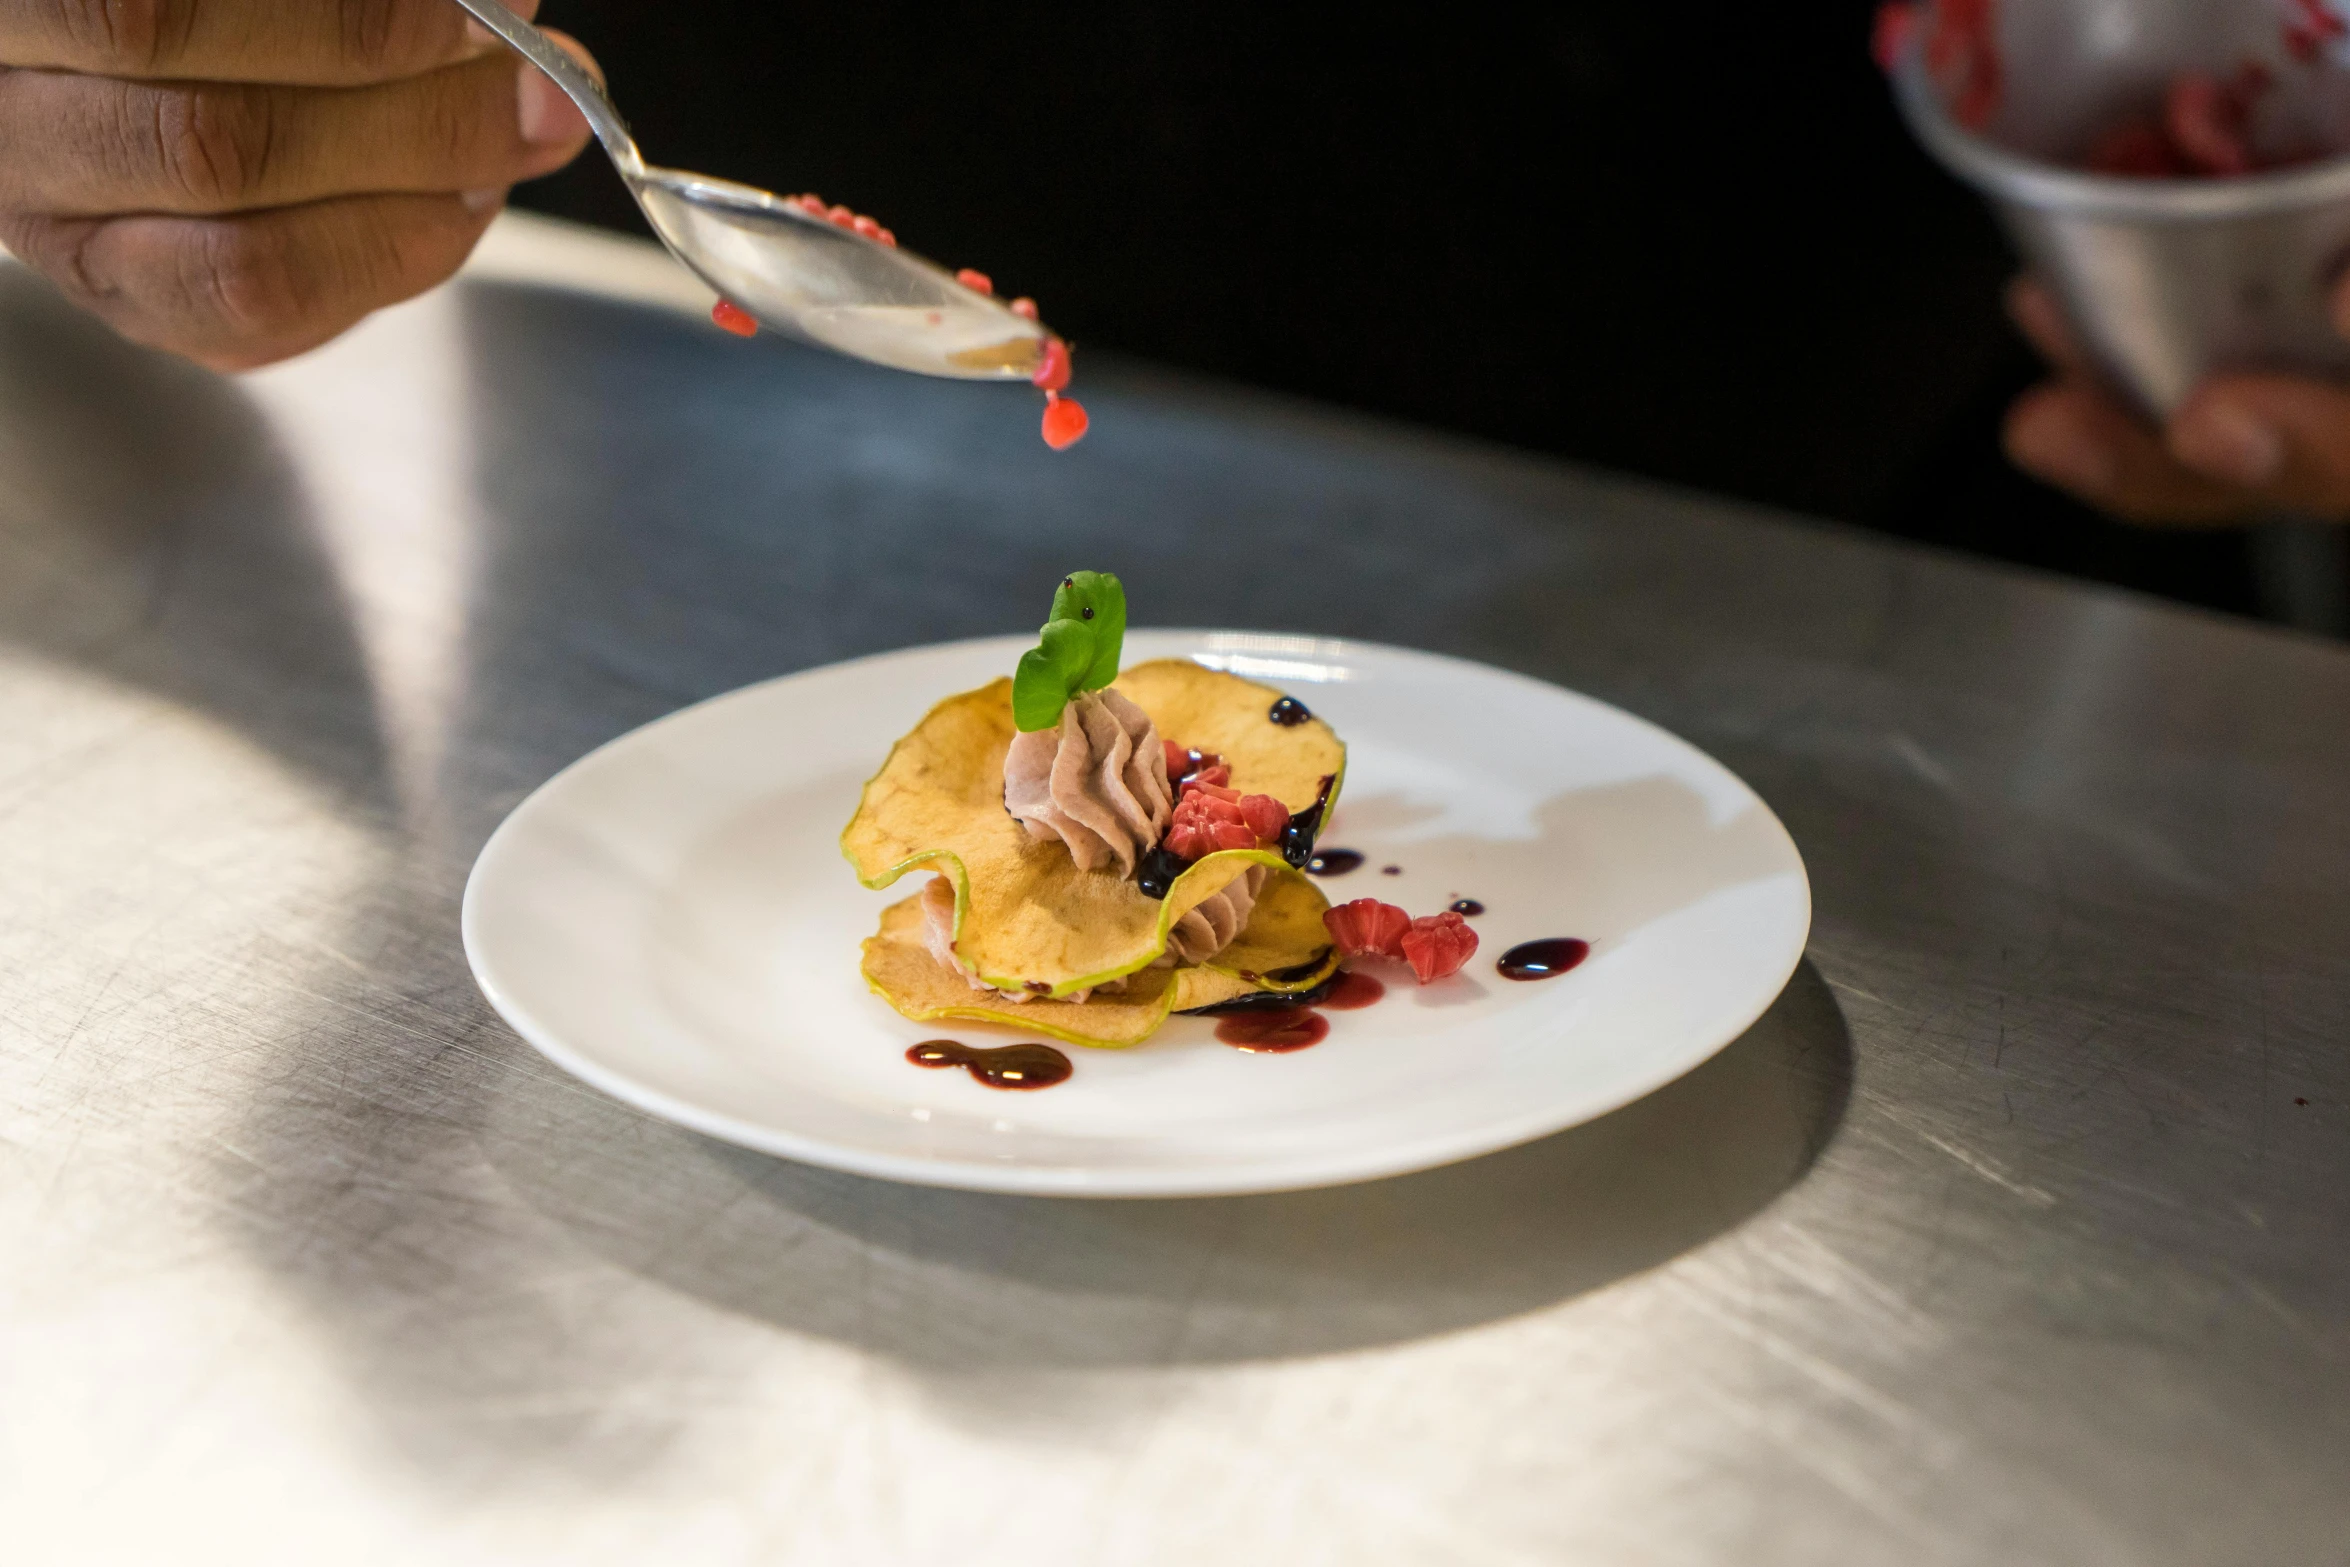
[1,215,2345,1565]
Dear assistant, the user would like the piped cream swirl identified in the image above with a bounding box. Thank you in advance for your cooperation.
[1002,687,1173,876]
[1163,864,1268,966]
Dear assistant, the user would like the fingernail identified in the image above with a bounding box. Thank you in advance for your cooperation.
[462,186,506,215]
[2170,402,2284,486]
[517,63,587,147]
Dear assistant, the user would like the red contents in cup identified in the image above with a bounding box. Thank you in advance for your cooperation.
[710,299,758,337]
[2286,0,2348,63]
[1041,393,1089,450]
[1922,0,2000,130]
[2082,61,2318,178]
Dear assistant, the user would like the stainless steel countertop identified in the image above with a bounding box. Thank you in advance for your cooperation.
[3,214,2344,1566]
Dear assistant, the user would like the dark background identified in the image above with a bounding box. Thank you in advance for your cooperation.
[515,0,2265,621]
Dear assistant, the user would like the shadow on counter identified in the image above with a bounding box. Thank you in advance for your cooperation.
[485,962,1850,1370]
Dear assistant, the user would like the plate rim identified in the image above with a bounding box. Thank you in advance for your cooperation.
[461,631,1813,1198]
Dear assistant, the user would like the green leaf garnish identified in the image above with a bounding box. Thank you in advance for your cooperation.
[1012,570,1128,731]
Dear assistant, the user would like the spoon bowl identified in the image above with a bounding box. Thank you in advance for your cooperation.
[452,0,1051,380]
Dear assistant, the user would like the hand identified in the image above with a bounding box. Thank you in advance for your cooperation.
[2002,276,2350,524]
[0,0,599,370]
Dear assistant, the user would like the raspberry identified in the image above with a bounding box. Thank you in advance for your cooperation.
[710,299,758,337]
[1032,335,1073,393]
[852,214,884,240]
[956,268,994,295]
[876,228,897,247]
[795,193,826,216]
[1399,911,1479,984]
[1040,394,1088,450]
[1182,780,1239,803]
[1010,297,1041,320]
[1191,762,1231,788]
[1323,899,1410,961]
[827,204,858,228]
[1238,792,1290,842]
[1166,789,1257,859]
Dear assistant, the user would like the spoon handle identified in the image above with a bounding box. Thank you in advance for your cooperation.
[447,0,641,173]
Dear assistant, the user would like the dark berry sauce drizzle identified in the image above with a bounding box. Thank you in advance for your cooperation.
[1268,695,1312,726]
[1449,899,1484,915]
[1496,938,1590,980]
[1214,1008,1330,1051]
[907,1039,1073,1089]
[1307,848,1364,876]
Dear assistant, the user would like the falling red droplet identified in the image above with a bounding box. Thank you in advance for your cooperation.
[1032,336,1073,392]
[956,268,994,295]
[1041,395,1089,450]
[1010,297,1040,320]
[711,299,758,337]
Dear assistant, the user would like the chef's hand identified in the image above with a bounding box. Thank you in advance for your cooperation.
[2003,276,2350,524]
[0,0,597,370]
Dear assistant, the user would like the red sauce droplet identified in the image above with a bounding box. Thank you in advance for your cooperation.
[1320,970,1386,1010]
[1215,1007,1329,1052]
[1032,336,1073,393]
[1041,394,1089,450]
[1497,938,1590,980]
[711,299,758,337]
[1010,297,1040,320]
[907,1039,1072,1089]
[956,268,994,295]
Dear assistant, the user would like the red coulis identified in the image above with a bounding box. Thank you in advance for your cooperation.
[1215,1008,1330,1051]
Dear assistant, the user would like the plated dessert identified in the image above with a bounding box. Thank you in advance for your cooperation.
[843,572,1353,1046]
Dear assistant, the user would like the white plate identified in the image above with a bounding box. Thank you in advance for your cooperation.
[462,633,1811,1197]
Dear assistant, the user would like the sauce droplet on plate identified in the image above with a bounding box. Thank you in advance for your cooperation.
[907,1039,1073,1089]
[1307,848,1365,876]
[1449,899,1484,915]
[1496,938,1590,980]
[1268,695,1312,726]
[1214,1008,1330,1052]
[1320,970,1386,1010]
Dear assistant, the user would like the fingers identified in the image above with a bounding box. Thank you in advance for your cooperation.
[2005,275,2093,375]
[0,51,590,216]
[1,192,501,369]
[2005,380,2254,524]
[2006,373,2350,524]
[2169,374,2350,513]
[0,0,543,87]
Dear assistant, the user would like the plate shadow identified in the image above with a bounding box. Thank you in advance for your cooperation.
[489,960,1850,1369]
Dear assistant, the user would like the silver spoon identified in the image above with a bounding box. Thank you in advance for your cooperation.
[450,0,1052,380]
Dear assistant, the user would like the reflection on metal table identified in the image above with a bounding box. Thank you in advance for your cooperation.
[2,213,2344,1566]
